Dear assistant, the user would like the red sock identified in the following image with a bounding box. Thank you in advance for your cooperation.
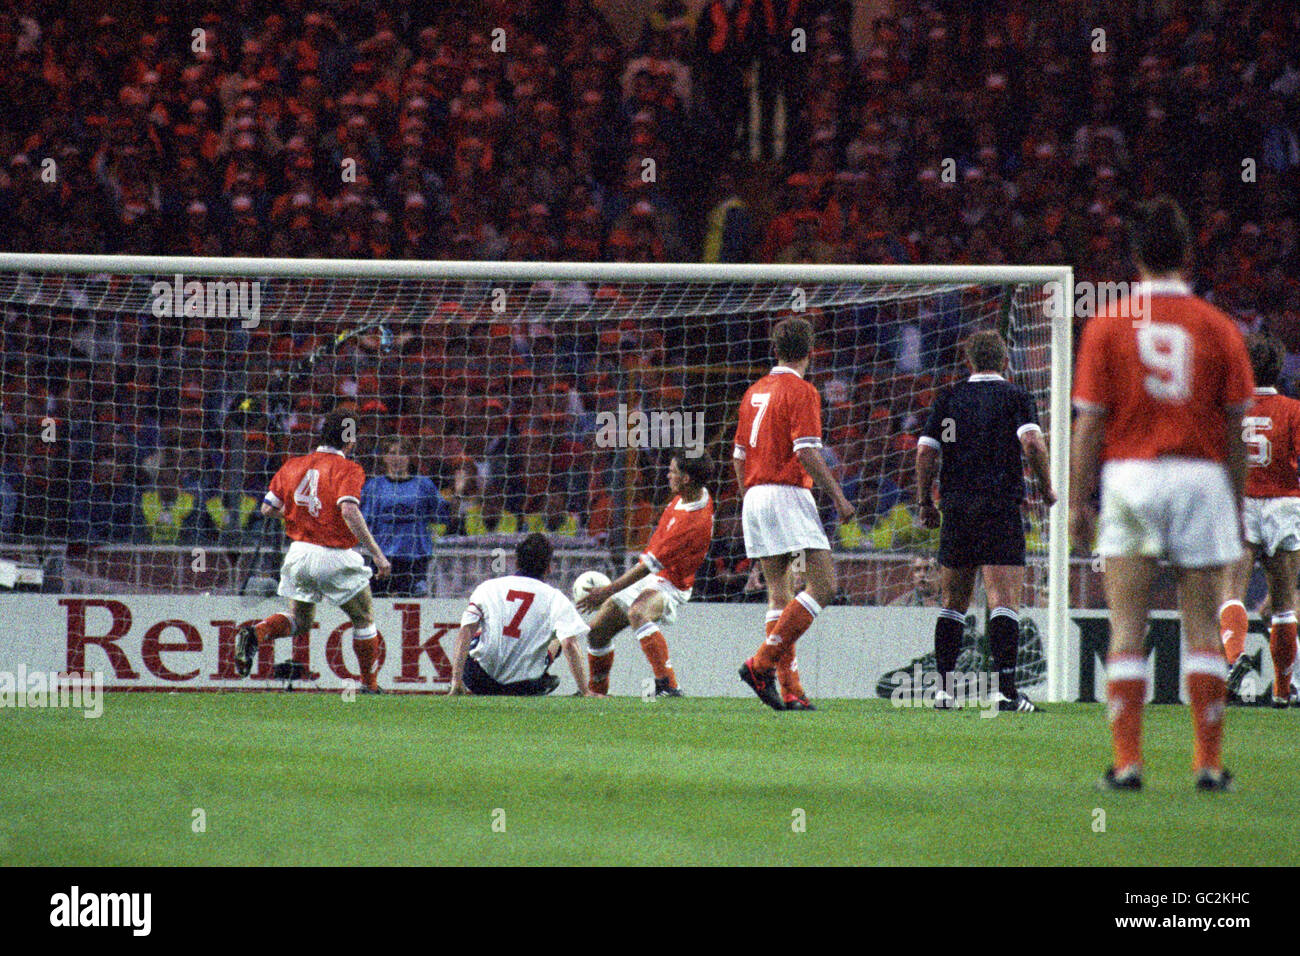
[588,648,613,695]
[753,593,820,671]
[764,611,780,639]
[1185,651,1227,772]
[1269,614,1297,701]
[1219,600,1248,664]
[255,612,294,641]
[777,645,806,701]
[1106,653,1147,773]
[636,624,676,687]
[353,629,378,689]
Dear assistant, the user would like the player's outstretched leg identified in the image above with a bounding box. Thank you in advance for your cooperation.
[588,645,614,695]
[1220,598,1252,701]
[1099,652,1147,792]
[341,588,381,693]
[933,564,976,709]
[740,556,791,711]
[1261,550,1300,708]
[235,610,296,677]
[1268,612,1298,708]
[627,592,680,696]
[776,646,812,710]
[1098,556,1156,791]
[742,550,834,711]
[744,592,822,710]
[984,566,1038,713]
[636,623,681,696]
[1182,568,1233,791]
[583,599,630,695]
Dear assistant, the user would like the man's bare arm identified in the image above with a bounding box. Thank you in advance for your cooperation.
[448,622,475,694]
[915,443,938,504]
[560,635,596,695]
[1019,429,1057,506]
[577,561,649,612]
[1069,409,1107,550]
[795,446,854,520]
[915,442,940,527]
[340,500,391,577]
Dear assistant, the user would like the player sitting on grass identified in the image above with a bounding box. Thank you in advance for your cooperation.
[1221,333,1300,708]
[449,533,599,697]
[577,450,715,696]
[236,409,392,691]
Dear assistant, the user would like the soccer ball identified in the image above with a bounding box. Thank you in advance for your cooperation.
[572,570,611,605]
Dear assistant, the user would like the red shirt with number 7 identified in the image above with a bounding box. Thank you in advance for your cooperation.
[1072,281,1254,463]
[265,446,366,548]
[733,366,823,489]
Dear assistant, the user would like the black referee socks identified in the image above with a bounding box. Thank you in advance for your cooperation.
[934,609,965,683]
[988,607,1020,699]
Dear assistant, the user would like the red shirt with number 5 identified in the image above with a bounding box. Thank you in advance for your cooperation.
[1072,281,1254,463]
[1244,389,1300,498]
[265,446,366,548]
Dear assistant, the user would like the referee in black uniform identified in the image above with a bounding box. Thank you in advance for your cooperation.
[915,330,1056,711]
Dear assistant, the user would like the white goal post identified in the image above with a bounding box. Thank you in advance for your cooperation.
[0,253,1073,701]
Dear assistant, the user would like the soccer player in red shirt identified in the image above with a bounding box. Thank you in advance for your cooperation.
[235,409,392,691]
[1071,198,1253,792]
[1221,333,1300,707]
[733,317,854,710]
[578,450,714,696]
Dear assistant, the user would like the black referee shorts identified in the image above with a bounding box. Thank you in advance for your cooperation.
[462,658,561,697]
[938,497,1026,569]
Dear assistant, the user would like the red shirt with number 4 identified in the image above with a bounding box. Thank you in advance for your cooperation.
[1244,388,1300,498]
[1072,281,1254,463]
[265,447,366,548]
[733,366,823,489]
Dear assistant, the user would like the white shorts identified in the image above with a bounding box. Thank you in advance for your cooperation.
[277,540,373,606]
[742,483,831,558]
[611,573,689,625]
[1097,458,1242,568]
[1242,496,1300,556]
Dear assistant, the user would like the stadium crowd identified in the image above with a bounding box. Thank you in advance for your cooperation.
[0,0,1298,594]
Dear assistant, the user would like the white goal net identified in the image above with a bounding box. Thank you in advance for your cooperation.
[0,255,1071,692]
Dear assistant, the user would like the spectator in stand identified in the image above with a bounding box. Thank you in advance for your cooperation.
[1,0,1300,580]
[888,556,940,607]
[140,450,201,545]
[71,445,141,543]
[361,435,449,596]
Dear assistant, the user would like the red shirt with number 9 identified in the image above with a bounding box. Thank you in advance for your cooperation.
[1072,283,1254,463]
[265,447,366,548]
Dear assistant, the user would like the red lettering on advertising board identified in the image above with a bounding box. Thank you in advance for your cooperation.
[141,619,203,681]
[392,603,453,684]
[60,598,139,678]
[324,622,387,680]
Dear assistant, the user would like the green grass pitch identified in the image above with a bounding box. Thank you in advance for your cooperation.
[3,694,1296,866]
